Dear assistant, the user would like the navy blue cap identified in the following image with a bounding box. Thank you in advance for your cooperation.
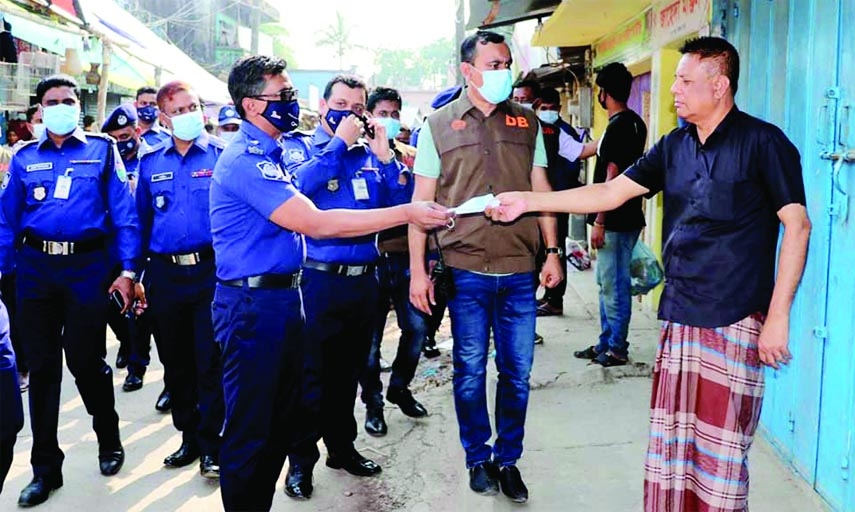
[218,105,241,126]
[431,85,462,109]
[101,104,137,133]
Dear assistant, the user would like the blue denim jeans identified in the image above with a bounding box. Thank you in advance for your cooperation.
[447,269,536,468]
[595,229,640,359]
[359,252,429,410]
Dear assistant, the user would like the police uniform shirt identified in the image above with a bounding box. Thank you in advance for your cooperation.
[210,120,303,281]
[281,127,410,265]
[141,125,170,147]
[0,281,13,371]
[136,132,225,255]
[0,127,140,271]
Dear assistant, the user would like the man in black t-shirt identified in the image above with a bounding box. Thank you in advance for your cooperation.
[574,62,647,367]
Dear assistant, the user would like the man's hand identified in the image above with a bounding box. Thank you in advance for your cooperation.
[485,191,529,223]
[406,201,452,229]
[541,254,564,288]
[758,315,792,369]
[366,118,390,158]
[409,272,435,315]
[591,224,605,249]
[133,281,148,317]
[334,114,363,146]
[108,275,134,315]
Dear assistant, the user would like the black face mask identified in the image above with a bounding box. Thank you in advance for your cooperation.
[118,137,138,157]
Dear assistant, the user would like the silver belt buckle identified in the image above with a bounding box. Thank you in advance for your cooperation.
[175,253,198,265]
[345,265,363,277]
[44,241,69,255]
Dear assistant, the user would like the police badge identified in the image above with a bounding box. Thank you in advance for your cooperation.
[287,148,305,163]
[155,195,166,209]
[327,178,339,192]
[33,186,46,201]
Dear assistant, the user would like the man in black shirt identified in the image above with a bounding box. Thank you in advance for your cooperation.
[573,62,647,367]
[488,37,810,511]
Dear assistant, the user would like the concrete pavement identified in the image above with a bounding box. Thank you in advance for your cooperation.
[0,267,831,511]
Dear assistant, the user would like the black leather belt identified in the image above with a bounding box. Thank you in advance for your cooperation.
[23,234,105,255]
[303,259,374,277]
[220,272,301,290]
[153,247,214,266]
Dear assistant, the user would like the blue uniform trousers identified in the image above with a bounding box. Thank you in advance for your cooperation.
[146,257,223,456]
[290,267,378,467]
[16,246,120,477]
[359,252,428,410]
[213,283,305,512]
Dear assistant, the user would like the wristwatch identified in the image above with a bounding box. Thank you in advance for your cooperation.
[545,247,564,257]
[120,269,137,281]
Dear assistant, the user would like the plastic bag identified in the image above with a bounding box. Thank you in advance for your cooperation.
[630,240,664,296]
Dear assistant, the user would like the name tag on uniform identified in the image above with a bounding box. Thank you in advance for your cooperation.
[53,175,72,199]
[152,172,173,182]
[26,162,52,173]
[191,169,213,178]
[352,177,369,200]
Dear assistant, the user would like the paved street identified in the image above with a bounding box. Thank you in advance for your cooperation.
[0,267,832,511]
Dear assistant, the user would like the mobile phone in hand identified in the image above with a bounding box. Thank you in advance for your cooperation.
[356,114,376,139]
[110,289,125,311]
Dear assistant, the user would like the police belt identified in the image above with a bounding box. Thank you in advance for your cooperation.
[153,247,214,266]
[23,234,105,255]
[220,272,301,290]
[302,259,375,277]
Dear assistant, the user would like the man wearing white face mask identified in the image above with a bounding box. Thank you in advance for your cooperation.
[135,80,226,480]
[1,74,140,506]
[216,105,242,143]
[409,30,563,503]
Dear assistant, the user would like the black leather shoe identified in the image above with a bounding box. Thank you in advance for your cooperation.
[122,373,143,392]
[498,465,529,503]
[199,455,220,479]
[284,465,313,500]
[387,388,428,418]
[155,388,171,412]
[163,441,200,468]
[422,336,441,358]
[326,450,381,477]
[99,447,125,476]
[469,461,499,495]
[364,407,387,437]
[18,474,63,507]
[115,353,128,369]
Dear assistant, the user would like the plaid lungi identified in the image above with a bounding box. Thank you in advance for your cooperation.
[644,313,765,512]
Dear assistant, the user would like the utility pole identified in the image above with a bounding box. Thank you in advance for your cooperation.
[454,0,465,85]
[250,0,260,54]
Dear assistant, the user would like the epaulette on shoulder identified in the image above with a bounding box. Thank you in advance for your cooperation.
[85,132,115,144]
[140,139,169,159]
[285,129,313,138]
[11,139,38,154]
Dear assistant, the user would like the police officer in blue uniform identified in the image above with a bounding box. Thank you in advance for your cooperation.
[280,75,412,499]
[136,81,225,479]
[0,279,23,494]
[0,74,139,507]
[216,105,241,143]
[211,55,449,511]
[135,86,170,147]
[101,105,154,393]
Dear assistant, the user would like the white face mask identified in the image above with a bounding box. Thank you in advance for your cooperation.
[519,102,533,110]
[219,131,239,143]
[31,123,46,139]
[537,110,560,125]
[42,104,80,136]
